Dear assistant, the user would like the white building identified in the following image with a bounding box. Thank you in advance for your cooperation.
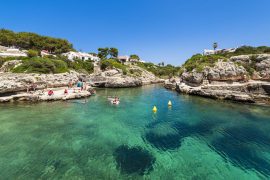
[62,51,100,61]
[203,48,237,55]
[41,50,56,57]
[117,55,130,63]
[117,55,142,63]
[0,48,27,57]
[203,49,216,56]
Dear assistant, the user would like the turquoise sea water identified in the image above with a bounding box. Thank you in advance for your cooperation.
[0,85,270,179]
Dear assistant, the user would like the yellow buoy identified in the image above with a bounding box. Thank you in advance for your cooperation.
[152,106,157,112]
[168,100,172,106]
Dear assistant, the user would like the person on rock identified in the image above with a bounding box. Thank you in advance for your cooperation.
[48,90,54,96]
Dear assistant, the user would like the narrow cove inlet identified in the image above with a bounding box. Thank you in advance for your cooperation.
[0,85,270,179]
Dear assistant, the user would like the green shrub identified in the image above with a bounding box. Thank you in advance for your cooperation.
[136,62,180,78]
[220,46,270,57]
[12,57,68,74]
[101,59,127,74]
[27,49,39,58]
[65,59,94,73]
[183,54,225,72]
[129,68,142,76]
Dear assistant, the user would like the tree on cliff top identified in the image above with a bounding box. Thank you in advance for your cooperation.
[109,48,119,59]
[130,54,140,60]
[0,29,74,54]
[98,47,119,59]
[213,42,218,51]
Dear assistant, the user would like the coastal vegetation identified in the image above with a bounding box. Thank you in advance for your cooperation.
[100,59,128,75]
[0,29,180,78]
[182,54,226,72]
[0,29,74,54]
[0,56,94,74]
[27,49,39,58]
[98,47,119,59]
[137,62,180,78]
[12,57,68,74]
[180,45,270,74]
[130,54,140,60]
[224,46,270,56]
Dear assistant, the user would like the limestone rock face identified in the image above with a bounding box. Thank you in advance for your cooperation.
[229,55,251,64]
[230,54,270,81]
[104,76,142,88]
[181,71,204,87]
[0,72,79,94]
[104,69,121,77]
[175,81,270,104]
[181,54,270,87]
[181,61,247,86]
[206,61,247,81]
[164,78,180,90]
[89,66,162,88]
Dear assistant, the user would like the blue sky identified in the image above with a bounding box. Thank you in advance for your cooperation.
[1,0,270,65]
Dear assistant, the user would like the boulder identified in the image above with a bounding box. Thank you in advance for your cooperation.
[181,71,204,87]
[206,61,247,81]
[230,55,251,64]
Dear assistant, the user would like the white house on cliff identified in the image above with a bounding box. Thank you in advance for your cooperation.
[62,51,100,61]
[203,48,237,55]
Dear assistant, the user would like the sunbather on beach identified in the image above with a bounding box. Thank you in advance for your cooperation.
[48,90,54,96]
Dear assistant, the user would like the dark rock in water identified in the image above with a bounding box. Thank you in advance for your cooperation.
[113,145,155,175]
[52,160,61,170]
[172,122,193,136]
[191,121,216,135]
[144,120,218,151]
[144,131,182,150]
[210,126,270,176]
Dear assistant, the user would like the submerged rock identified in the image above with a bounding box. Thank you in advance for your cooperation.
[144,131,182,150]
[113,145,155,175]
[210,126,270,176]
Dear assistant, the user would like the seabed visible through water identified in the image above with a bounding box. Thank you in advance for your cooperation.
[0,85,270,179]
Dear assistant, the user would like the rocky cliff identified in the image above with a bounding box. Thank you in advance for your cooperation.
[0,63,162,96]
[181,54,270,87]
[166,54,270,104]
[0,72,80,94]
[88,66,163,88]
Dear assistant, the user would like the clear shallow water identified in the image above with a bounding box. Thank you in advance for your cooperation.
[0,85,270,179]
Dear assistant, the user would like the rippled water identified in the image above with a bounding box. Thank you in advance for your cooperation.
[0,85,270,179]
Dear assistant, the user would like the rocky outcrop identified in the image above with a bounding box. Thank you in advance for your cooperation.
[88,66,162,88]
[167,54,270,104]
[164,78,180,90]
[230,54,270,81]
[181,60,248,87]
[181,71,204,86]
[205,61,248,81]
[0,72,79,94]
[181,54,270,88]
[104,76,142,88]
[0,87,91,103]
[175,81,270,104]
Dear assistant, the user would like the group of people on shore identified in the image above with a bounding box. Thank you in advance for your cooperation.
[26,79,91,97]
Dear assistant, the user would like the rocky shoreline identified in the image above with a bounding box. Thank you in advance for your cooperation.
[0,65,163,102]
[165,54,270,105]
[0,87,91,103]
